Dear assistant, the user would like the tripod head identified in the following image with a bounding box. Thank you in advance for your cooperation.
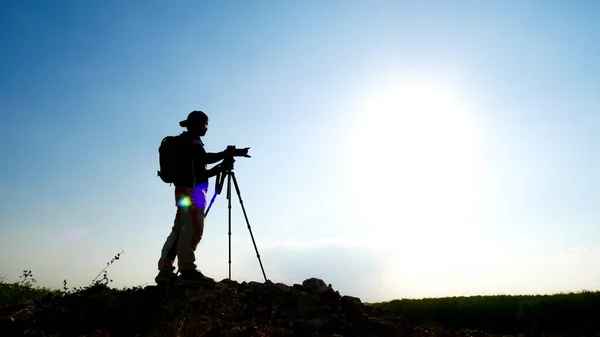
[214,158,233,195]
[207,145,250,207]
[214,145,249,193]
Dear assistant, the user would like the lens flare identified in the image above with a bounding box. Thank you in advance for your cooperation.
[175,182,209,209]
[177,196,191,208]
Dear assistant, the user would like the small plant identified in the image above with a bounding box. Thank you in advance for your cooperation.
[19,270,37,287]
[91,250,124,287]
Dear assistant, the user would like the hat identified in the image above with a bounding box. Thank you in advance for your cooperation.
[179,110,208,127]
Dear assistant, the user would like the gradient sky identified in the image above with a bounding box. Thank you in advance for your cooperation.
[1,0,599,303]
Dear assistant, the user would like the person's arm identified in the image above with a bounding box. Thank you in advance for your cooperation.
[206,163,223,178]
[197,146,249,165]
[205,151,227,164]
[205,146,250,164]
[190,145,228,165]
[205,159,234,178]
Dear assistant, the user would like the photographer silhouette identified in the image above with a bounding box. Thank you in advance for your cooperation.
[155,110,253,285]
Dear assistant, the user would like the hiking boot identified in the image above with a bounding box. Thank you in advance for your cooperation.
[155,269,176,284]
[178,269,214,284]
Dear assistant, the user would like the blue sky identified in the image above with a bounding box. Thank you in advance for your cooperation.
[1,0,599,302]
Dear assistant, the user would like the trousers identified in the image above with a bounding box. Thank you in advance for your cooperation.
[157,184,207,271]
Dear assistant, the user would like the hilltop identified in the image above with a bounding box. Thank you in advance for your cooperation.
[2,275,599,336]
[1,277,409,337]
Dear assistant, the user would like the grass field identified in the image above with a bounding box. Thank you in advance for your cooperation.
[366,291,600,335]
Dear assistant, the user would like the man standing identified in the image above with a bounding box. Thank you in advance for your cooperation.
[155,110,249,284]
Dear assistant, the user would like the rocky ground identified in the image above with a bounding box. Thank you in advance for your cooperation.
[0,277,559,337]
[0,277,411,337]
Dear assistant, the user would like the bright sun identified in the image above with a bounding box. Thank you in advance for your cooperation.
[344,76,485,249]
[338,75,493,298]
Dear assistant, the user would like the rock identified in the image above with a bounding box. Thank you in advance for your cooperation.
[342,295,362,306]
[301,277,330,295]
[273,283,291,292]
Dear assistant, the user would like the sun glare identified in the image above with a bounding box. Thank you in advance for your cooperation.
[344,77,485,250]
[340,76,489,297]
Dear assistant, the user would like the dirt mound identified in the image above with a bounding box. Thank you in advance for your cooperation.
[0,277,408,337]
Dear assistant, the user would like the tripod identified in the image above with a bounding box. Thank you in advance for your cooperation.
[204,161,269,287]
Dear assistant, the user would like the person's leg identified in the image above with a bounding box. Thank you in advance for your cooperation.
[164,213,180,265]
[175,205,200,271]
[176,204,214,283]
[155,210,182,283]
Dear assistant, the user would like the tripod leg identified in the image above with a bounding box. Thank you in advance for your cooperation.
[205,172,225,217]
[230,172,269,287]
[205,188,218,217]
[227,172,232,280]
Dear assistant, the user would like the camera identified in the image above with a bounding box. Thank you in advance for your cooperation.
[226,145,251,159]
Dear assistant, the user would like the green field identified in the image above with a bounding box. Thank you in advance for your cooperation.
[366,291,600,335]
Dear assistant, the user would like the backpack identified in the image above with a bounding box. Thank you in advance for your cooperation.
[157,135,184,184]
